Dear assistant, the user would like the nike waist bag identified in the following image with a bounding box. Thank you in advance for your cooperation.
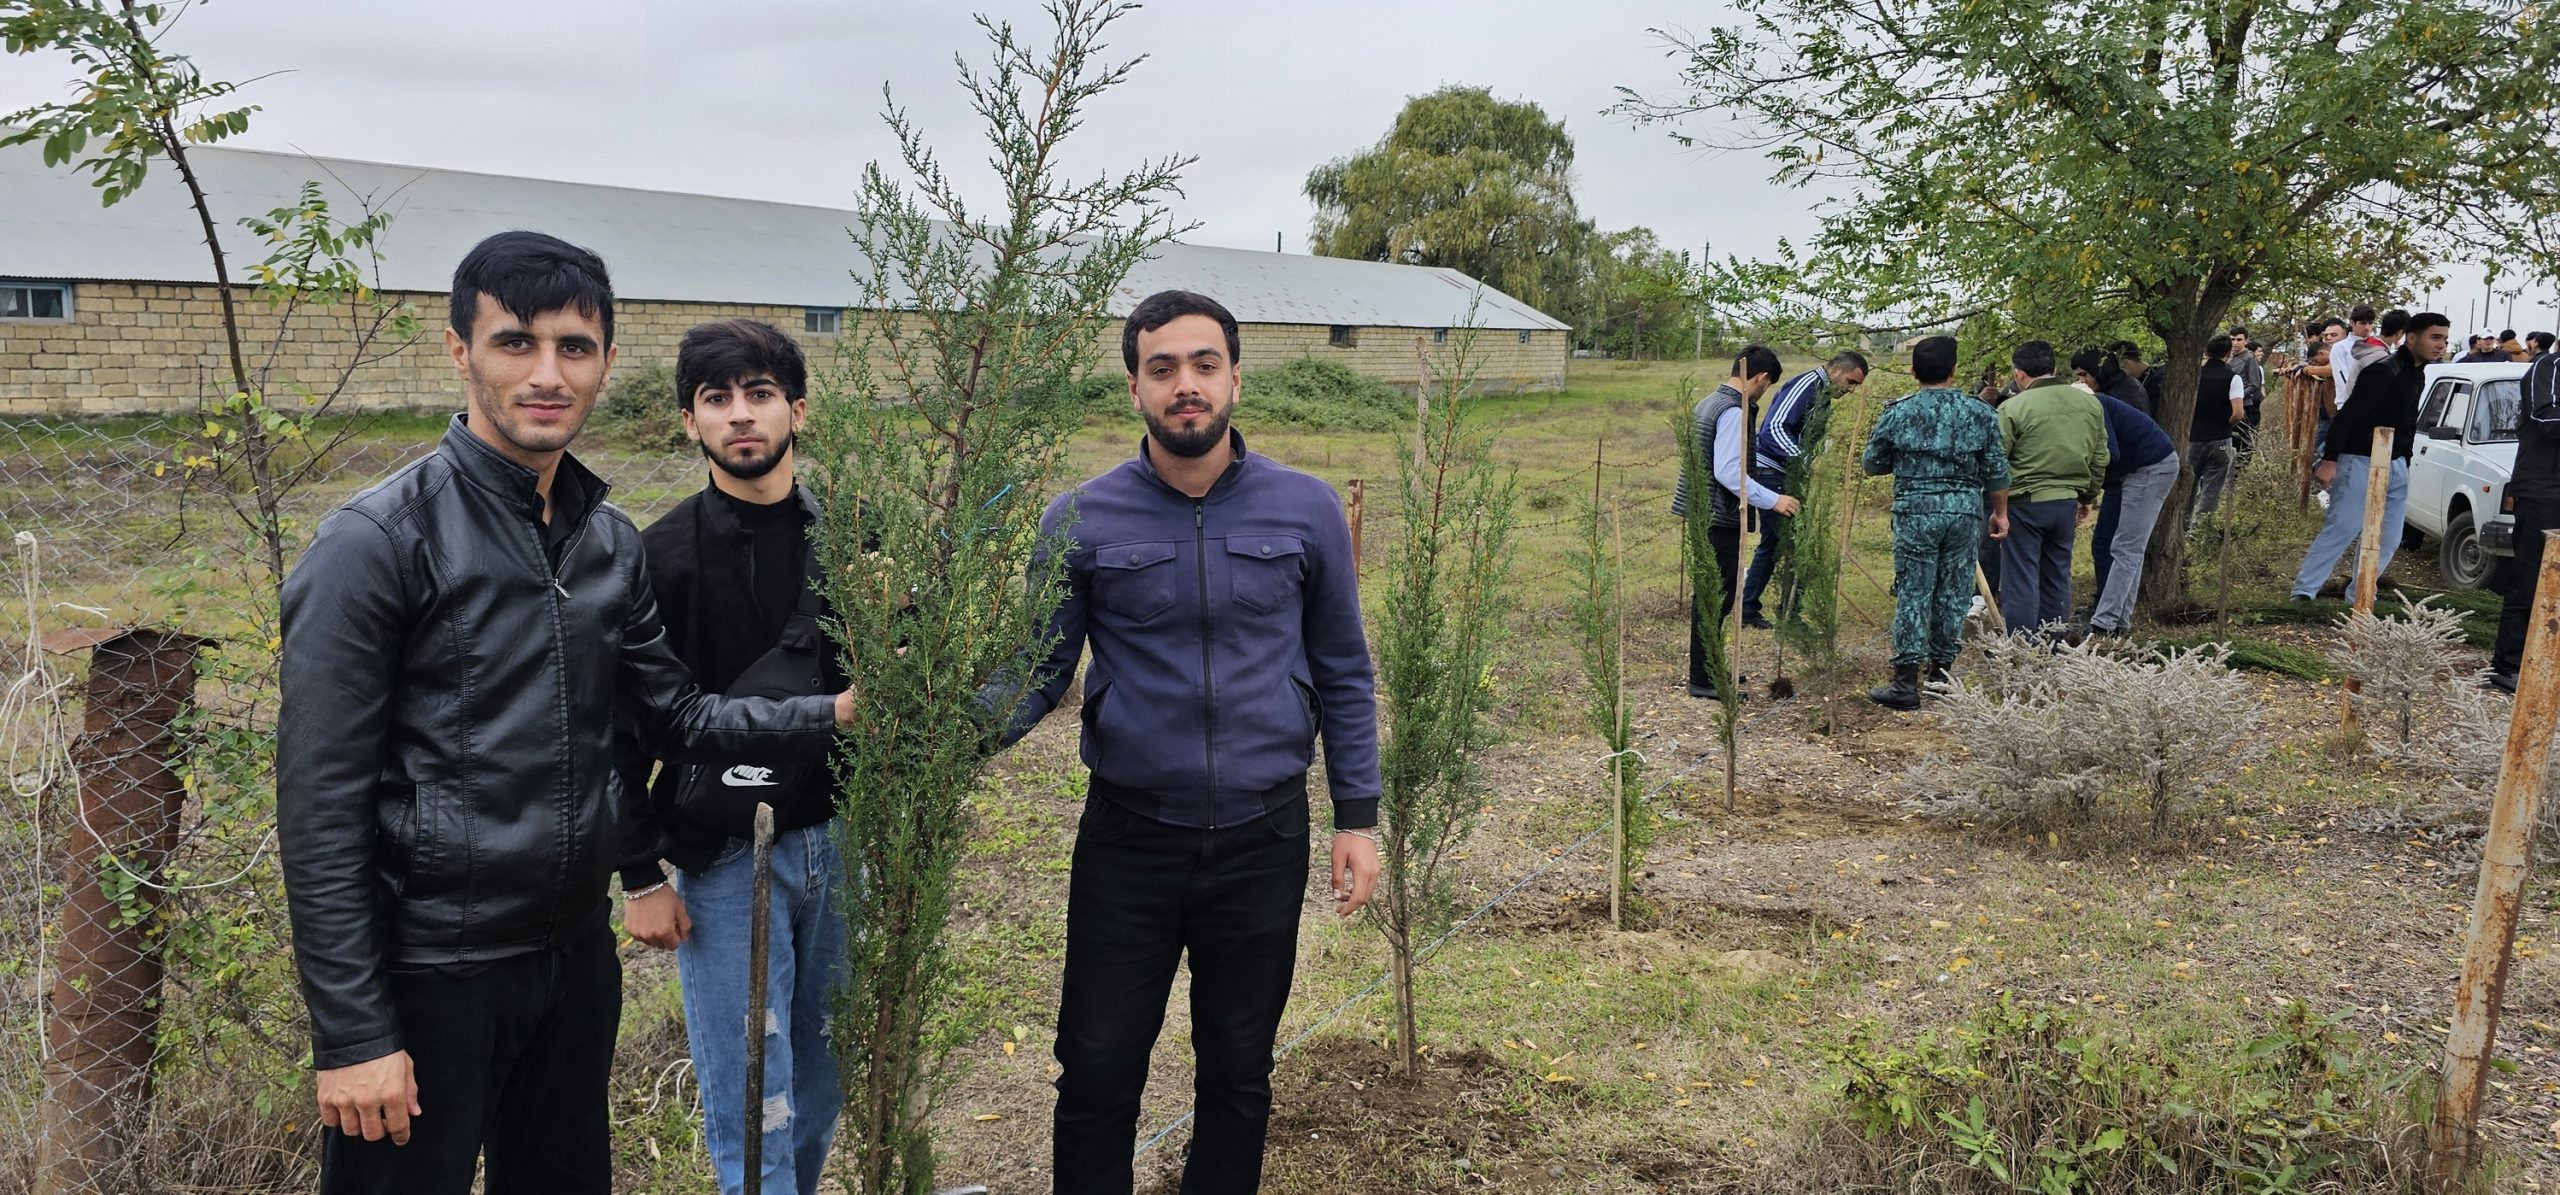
[664,584,835,872]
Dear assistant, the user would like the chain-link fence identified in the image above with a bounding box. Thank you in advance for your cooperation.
[0,414,703,1193]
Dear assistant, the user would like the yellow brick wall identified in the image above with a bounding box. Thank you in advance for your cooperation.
[0,282,1567,417]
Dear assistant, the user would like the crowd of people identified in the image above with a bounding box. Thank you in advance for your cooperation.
[1680,309,2560,709]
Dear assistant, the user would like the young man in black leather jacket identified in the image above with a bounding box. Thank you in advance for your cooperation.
[278,233,854,1194]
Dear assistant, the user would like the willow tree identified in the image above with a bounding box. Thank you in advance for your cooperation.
[1306,85,1591,317]
[800,4,1187,1190]
[1619,0,2560,611]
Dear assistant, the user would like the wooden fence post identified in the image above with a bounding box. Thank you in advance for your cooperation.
[2342,428,2396,730]
[2425,530,2560,1193]
[1346,479,1365,573]
[37,627,207,1195]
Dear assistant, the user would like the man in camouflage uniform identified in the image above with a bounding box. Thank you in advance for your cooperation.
[1861,335,2012,710]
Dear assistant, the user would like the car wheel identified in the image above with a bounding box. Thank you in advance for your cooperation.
[2441,509,2494,589]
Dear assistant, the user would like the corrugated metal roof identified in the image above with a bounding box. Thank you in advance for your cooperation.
[0,140,1568,331]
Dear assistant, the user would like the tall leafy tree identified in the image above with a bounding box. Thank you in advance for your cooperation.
[1306,85,1590,316]
[802,3,1188,1189]
[1620,0,2560,609]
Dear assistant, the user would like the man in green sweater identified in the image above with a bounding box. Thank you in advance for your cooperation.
[1993,340,2107,634]
[1862,336,2012,710]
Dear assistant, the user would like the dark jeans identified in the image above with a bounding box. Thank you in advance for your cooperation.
[1739,468,1790,618]
[319,927,621,1195]
[1998,498,2079,633]
[1687,521,1742,692]
[1977,519,2002,597]
[2493,491,2560,676]
[2090,482,2122,604]
[1053,785,1310,1195]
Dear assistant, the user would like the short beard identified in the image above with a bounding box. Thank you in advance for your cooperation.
[1145,405,1231,459]
[705,431,792,481]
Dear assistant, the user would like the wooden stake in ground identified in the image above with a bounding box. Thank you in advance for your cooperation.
[1973,563,2006,635]
[742,802,777,1186]
[1610,493,1628,929]
[2342,427,2396,730]
[1347,478,1365,572]
[2424,531,2560,1194]
[1825,385,1871,730]
[1727,449,1750,814]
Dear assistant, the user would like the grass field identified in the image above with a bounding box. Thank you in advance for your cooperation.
[9,357,2552,1192]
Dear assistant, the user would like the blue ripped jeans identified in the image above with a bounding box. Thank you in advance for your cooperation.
[673,824,853,1195]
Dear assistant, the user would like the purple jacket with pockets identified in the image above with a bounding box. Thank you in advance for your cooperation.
[1001,432,1381,829]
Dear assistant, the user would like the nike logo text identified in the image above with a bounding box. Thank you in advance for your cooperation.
[721,765,778,787]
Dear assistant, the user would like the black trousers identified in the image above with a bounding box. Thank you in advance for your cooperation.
[2493,491,2560,676]
[1687,522,1741,691]
[1739,468,1791,619]
[1053,787,1310,1195]
[319,926,621,1195]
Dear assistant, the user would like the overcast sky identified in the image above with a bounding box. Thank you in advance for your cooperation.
[4,0,2553,336]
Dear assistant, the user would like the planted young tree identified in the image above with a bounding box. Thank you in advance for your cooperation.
[1772,377,1859,717]
[795,4,1188,1190]
[1568,448,1647,927]
[1673,392,1745,810]
[1618,0,2560,615]
[1371,329,1518,1075]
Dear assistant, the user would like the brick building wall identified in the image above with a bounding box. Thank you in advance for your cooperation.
[0,280,1567,417]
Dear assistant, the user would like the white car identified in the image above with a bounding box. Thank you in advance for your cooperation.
[2405,360,2531,588]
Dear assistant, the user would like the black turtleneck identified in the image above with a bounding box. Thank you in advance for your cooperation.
[696,486,807,692]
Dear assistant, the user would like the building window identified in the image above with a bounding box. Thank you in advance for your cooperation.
[804,307,841,335]
[1,280,71,322]
[1518,329,1532,345]
[1329,324,1356,348]
[1432,328,1449,344]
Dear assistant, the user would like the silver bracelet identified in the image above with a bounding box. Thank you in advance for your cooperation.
[625,881,669,900]
[1334,827,1379,843]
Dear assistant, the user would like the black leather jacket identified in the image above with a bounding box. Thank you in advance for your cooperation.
[278,417,836,1069]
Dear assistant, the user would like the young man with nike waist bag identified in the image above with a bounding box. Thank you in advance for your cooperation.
[612,320,848,1195]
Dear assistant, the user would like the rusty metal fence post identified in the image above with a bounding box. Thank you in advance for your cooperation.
[36,627,206,1195]
[2425,530,2560,1193]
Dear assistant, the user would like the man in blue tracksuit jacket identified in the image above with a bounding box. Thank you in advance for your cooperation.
[997,289,1381,1195]
[1739,352,1869,627]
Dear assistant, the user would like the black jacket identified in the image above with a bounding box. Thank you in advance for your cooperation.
[278,417,837,1070]
[614,483,842,891]
[2325,346,2424,464]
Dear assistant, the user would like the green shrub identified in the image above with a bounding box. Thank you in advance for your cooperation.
[591,359,690,453]
[1822,996,2449,1193]
[1242,356,1414,431]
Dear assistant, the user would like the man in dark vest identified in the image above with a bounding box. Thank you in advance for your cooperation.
[1671,345,1800,699]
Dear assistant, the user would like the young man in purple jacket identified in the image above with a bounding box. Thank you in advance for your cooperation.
[997,289,1381,1195]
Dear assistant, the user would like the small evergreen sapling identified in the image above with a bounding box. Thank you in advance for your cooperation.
[1372,326,1518,1075]
[799,4,1189,1189]
[1568,454,1648,927]
[1673,389,1744,809]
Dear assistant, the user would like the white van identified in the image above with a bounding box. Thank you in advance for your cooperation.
[2404,360,2531,588]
